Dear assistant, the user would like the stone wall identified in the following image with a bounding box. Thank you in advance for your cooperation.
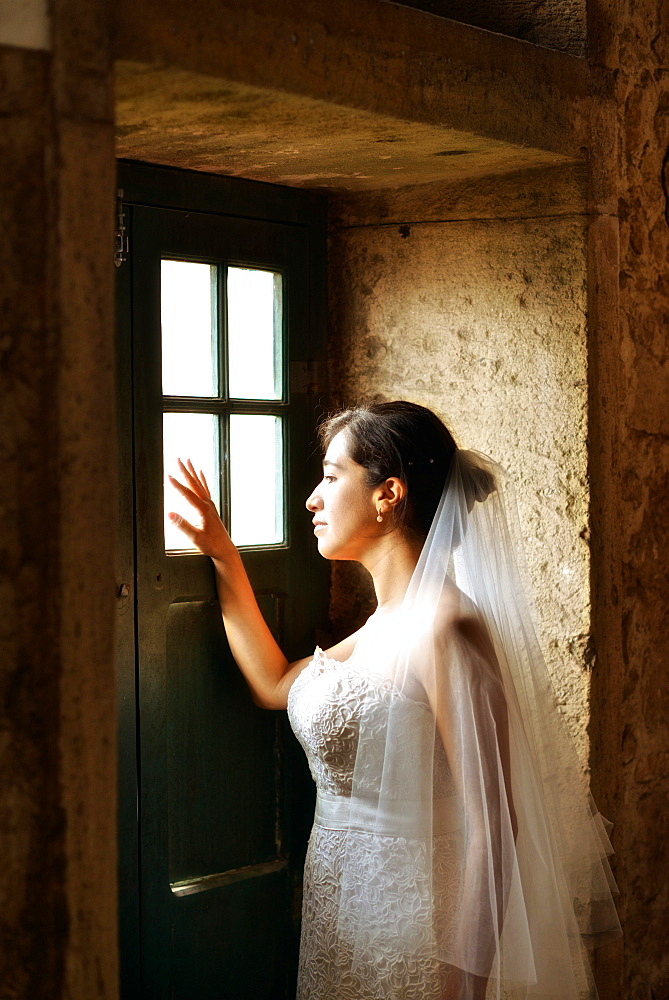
[0,0,667,998]
[389,0,586,56]
[0,0,118,996]
[587,2,669,997]
[328,162,593,757]
[0,44,64,999]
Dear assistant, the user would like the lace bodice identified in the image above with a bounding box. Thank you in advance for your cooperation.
[288,645,455,802]
[288,647,390,795]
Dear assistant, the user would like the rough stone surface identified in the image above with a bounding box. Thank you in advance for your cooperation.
[55,116,118,1000]
[113,0,590,159]
[586,2,669,997]
[116,61,571,192]
[1,0,667,997]
[0,3,118,996]
[330,161,588,226]
[388,0,586,57]
[0,46,67,1000]
[328,182,593,757]
[52,3,119,995]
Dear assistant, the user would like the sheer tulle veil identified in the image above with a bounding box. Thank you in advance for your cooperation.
[336,449,621,999]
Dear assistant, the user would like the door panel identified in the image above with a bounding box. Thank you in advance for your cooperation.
[171,873,290,1000]
[165,599,277,884]
[117,171,328,1000]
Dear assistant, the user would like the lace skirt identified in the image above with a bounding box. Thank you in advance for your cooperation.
[296,823,463,1000]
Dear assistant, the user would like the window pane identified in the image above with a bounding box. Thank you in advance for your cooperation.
[163,413,220,553]
[230,415,284,546]
[162,260,217,397]
[227,267,282,400]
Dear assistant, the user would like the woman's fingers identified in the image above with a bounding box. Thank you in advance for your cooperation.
[178,457,208,496]
[177,457,204,494]
[168,474,209,511]
[185,458,210,499]
[185,457,199,482]
[168,511,198,541]
[175,457,213,501]
[169,467,233,559]
[199,467,211,499]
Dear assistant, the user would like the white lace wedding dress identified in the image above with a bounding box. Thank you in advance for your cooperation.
[287,641,465,1000]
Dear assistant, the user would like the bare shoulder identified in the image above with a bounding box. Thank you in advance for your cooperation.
[433,588,496,663]
[271,643,326,708]
[432,583,471,637]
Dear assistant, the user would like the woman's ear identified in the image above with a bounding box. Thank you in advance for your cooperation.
[375,477,406,511]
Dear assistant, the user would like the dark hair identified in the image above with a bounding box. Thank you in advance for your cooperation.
[319,401,458,541]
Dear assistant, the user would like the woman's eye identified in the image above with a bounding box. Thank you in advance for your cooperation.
[324,475,336,484]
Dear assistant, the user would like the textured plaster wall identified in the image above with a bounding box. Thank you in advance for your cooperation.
[587,2,669,996]
[328,165,593,758]
[0,0,118,996]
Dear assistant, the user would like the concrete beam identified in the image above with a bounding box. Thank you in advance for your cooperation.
[116,62,574,191]
[113,0,590,165]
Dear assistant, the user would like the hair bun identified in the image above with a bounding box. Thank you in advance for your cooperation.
[458,451,497,507]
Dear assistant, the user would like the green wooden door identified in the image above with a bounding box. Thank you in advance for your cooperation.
[116,166,328,1000]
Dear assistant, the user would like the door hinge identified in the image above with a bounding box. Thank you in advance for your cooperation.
[114,188,129,268]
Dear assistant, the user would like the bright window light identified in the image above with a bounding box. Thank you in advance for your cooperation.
[229,415,284,546]
[163,412,220,553]
[227,267,282,400]
[161,260,217,397]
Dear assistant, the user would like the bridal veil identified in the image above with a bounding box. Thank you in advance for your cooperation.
[335,449,621,999]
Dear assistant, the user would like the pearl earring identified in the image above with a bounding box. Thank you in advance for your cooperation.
[377,508,384,523]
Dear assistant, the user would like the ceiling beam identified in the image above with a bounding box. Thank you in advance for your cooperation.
[113,0,590,160]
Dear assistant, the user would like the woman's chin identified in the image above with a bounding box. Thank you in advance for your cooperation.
[315,535,345,561]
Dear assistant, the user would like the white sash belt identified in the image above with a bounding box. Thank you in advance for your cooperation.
[314,790,464,838]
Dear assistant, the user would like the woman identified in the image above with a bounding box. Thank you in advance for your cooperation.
[169,401,620,1000]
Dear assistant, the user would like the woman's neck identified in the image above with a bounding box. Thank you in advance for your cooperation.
[360,531,423,612]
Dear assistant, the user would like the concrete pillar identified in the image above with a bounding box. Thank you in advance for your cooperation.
[0,0,118,995]
[587,1,669,996]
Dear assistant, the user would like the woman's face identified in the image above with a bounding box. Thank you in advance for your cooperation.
[305,430,381,561]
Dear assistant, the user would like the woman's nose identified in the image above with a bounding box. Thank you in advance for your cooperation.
[305,489,322,512]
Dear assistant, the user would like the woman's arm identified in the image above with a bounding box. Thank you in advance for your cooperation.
[169,459,308,709]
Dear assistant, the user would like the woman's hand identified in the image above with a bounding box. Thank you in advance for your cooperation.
[169,458,300,709]
[168,458,236,562]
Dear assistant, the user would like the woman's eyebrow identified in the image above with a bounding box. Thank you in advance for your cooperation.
[323,460,344,470]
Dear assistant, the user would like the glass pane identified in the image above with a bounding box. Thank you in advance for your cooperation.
[227,267,282,400]
[230,415,284,546]
[161,260,217,397]
[163,412,219,553]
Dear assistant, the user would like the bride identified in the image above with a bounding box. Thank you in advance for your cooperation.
[169,400,620,1000]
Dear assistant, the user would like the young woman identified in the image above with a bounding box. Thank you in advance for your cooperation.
[170,401,620,1000]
